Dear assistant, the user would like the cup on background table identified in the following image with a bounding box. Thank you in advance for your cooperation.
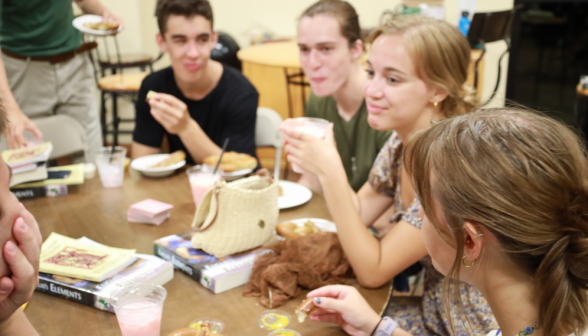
[280,117,331,174]
[111,283,167,336]
[186,165,224,207]
[95,146,127,188]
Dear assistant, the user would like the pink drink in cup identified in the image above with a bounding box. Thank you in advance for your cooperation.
[111,284,167,336]
[280,117,331,173]
[187,166,223,207]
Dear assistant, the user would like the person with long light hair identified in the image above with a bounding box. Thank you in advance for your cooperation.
[282,15,496,333]
[303,108,588,336]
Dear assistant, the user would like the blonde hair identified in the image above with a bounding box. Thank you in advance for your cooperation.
[405,108,588,336]
[368,15,478,117]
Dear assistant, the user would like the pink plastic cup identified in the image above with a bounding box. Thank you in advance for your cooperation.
[186,165,223,207]
[111,283,167,336]
[280,117,330,174]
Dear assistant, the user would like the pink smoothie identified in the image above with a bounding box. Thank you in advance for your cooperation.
[189,173,221,206]
[115,301,162,336]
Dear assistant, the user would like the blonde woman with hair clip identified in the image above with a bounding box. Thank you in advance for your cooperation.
[299,108,588,336]
[281,15,497,334]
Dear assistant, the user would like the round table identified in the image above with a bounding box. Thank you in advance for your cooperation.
[24,168,391,335]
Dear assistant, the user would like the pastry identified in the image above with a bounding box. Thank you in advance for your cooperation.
[83,20,120,31]
[276,221,320,240]
[279,185,284,196]
[146,90,157,102]
[150,150,186,168]
[276,222,301,240]
[203,151,257,172]
[295,298,318,323]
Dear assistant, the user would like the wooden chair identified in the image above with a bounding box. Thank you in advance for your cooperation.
[86,34,163,146]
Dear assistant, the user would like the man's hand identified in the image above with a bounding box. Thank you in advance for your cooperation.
[0,204,42,325]
[148,93,193,135]
[5,110,42,149]
[102,8,124,28]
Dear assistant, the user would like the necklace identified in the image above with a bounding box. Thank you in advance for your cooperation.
[333,101,365,177]
[497,322,539,336]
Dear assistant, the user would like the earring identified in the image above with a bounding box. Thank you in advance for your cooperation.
[462,256,476,268]
[474,232,483,238]
[433,101,438,108]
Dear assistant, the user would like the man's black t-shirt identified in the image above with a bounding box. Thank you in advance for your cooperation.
[133,64,259,164]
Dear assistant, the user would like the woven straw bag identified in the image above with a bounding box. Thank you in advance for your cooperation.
[191,175,279,257]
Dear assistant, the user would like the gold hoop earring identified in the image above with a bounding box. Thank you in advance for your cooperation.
[433,101,438,108]
[462,256,476,268]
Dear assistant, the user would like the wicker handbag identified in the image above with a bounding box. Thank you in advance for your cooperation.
[190,175,279,257]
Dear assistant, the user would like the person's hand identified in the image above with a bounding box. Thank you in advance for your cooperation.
[307,285,382,336]
[102,8,124,28]
[0,204,42,325]
[280,123,342,178]
[5,110,42,149]
[148,93,192,135]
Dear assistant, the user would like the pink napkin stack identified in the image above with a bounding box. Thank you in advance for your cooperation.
[127,199,173,225]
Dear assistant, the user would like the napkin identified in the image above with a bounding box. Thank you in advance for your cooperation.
[127,199,173,225]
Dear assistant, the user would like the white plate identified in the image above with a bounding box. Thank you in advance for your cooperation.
[278,181,312,209]
[275,218,337,241]
[130,154,186,178]
[72,15,123,36]
[221,168,254,182]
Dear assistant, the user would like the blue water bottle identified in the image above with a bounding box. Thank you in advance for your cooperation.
[459,11,471,36]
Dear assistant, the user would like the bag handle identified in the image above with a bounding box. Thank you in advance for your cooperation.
[193,185,221,232]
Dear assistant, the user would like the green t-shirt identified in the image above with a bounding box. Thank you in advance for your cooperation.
[306,92,392,191]
[0,0,81,57]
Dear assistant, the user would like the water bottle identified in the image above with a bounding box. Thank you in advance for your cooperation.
[459,11,471,36]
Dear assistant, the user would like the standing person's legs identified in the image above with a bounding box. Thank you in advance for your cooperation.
[54,53,102,163]
[1,54,59,118]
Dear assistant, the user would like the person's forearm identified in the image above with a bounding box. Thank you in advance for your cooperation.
[0,309,39,336]
[298,173,322,194]
[74,0,107,15]
[179,119,221,163]
[0,53,24,118]
[318,168,389,286]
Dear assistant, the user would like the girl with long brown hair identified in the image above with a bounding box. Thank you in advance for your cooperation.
[304,108,588,336]
[281,15,496,334]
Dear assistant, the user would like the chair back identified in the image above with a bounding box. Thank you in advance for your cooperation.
[255,107,283,179]
[467,9,515,46]
[255,107,283,149]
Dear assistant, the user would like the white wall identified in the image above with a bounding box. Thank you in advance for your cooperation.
[96,0,513,143]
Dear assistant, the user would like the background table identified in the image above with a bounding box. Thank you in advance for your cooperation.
[23,169,391,335]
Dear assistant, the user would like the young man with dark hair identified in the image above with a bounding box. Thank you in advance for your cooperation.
[132,0,259,164]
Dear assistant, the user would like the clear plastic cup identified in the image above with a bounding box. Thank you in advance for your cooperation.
[259,310,291,330]
[111,283,167,336]
[186,165,223,207]
[95,146,127,188]
[280,118,331,173]
[267,329,302,336]
[188,318,225,334]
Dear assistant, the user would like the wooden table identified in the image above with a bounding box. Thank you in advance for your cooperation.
[23,169,390,336]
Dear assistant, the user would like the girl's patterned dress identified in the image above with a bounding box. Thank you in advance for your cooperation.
[369,132,498,335]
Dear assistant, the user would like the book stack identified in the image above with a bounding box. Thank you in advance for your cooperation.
[36,234,173,313]
[154,231,259,294]
[2,142,53,187]
[11,163,85,199]
[127,199,173,225]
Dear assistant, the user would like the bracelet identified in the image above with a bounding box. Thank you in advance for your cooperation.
[370,317,384,336]
[374,317,399,336]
